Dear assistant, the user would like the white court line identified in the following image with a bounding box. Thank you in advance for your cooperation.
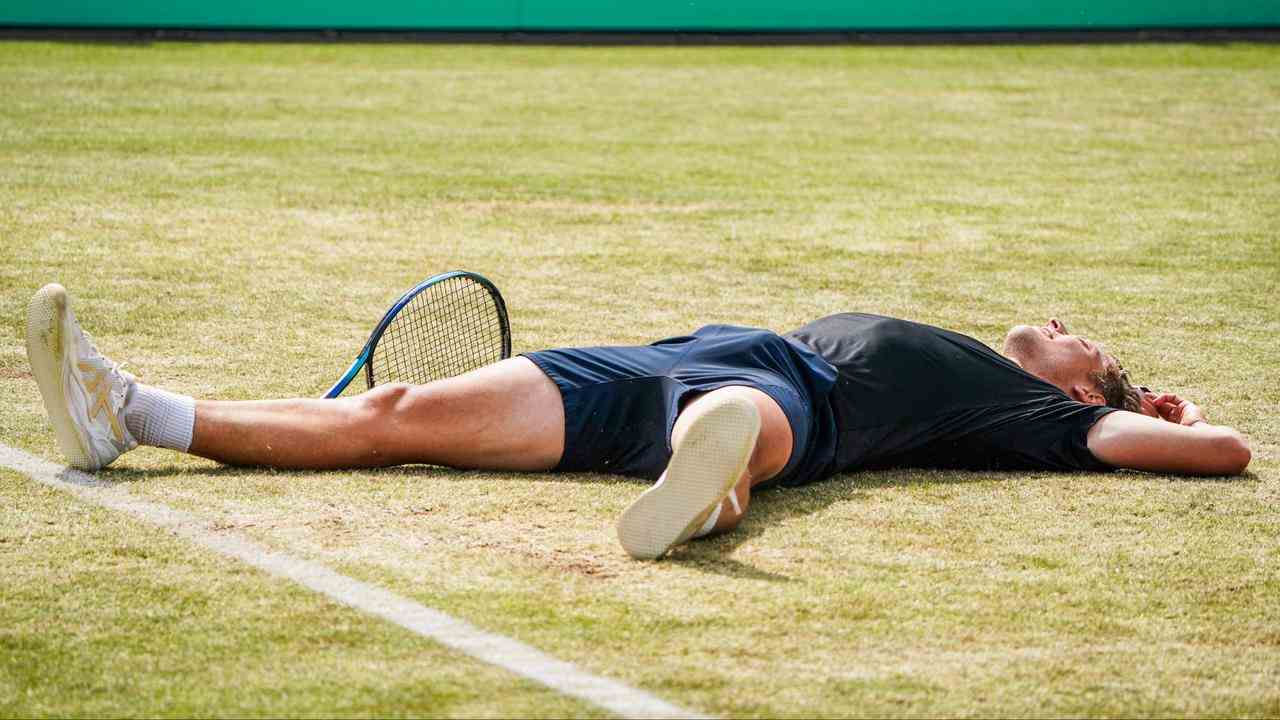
[0,443,706,720]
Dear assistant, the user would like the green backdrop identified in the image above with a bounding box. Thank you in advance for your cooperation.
[2,0,1277,31]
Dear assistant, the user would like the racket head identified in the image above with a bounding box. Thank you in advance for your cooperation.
[361,271,511,390]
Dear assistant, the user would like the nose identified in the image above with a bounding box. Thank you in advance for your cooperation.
[1047,318,1067,335]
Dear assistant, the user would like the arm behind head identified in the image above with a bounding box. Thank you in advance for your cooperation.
[1087,410,1251,476]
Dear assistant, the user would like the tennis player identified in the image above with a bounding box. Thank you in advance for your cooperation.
[25,284,1251,560]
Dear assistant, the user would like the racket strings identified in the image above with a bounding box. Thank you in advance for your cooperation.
[368,276,506,388]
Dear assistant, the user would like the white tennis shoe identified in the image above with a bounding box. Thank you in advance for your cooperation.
[25,284,137,471]
[616,393,760,560]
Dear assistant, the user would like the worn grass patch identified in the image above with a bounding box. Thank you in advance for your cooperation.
[1,41,1278,717]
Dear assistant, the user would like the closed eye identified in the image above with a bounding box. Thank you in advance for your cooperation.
[1081,337,1103,360]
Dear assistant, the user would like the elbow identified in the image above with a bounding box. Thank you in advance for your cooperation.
[1214,430,1252,475]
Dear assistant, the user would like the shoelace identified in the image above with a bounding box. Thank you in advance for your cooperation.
[80,330,130,394]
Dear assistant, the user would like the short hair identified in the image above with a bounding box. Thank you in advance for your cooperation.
[1090,355,1143,413]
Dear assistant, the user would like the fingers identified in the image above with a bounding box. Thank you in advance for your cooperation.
[1178,399,1206,427]
[1144,391,1208,427]
[1143,391,1208,426]
[1139,389,1167,419]
[1149,393,1185,424]
[1139,394,1160,418]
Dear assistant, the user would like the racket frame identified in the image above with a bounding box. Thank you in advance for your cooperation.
[322,270,511,398]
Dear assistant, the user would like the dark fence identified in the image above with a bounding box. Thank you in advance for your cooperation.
[3,0,1278,31]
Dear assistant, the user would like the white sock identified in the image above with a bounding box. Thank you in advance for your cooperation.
[727,487,742,515]
[124,384,196,452]
[692,503,723,539]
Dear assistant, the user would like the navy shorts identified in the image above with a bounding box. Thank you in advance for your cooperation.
[523,324,839,487]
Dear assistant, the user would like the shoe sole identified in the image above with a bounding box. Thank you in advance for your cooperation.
[617,394,760,560]
[25,283,95,471]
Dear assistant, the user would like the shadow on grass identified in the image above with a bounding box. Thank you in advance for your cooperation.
[98,458,1257,494]
[95,461,1256,583]
[99,462,634,485]
[662,469,1004,581]
[653,465,1258,580]
[98,459,1259,506]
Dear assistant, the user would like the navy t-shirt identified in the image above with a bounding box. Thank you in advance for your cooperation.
[785,313,1118,476]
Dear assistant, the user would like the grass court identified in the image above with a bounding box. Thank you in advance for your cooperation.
[1,40,1278,717]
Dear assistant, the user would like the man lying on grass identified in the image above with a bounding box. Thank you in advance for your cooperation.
[25,284,1251,560]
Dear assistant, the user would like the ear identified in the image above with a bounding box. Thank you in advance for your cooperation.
[1070,384,1106,406]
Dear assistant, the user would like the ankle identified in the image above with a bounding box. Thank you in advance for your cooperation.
[691,503,723,539]
[124,384,196,452]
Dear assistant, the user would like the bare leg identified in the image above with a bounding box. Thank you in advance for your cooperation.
[670,386,793,535]
[188,357,565,471]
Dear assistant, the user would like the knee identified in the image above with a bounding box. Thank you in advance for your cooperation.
[746,395,793,482]
[683,386,793,483]
[357,382,418,422]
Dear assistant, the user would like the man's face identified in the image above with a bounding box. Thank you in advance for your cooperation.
[1002,318,1109,402]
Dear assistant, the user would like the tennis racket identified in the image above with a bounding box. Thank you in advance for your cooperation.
[323,270,511,398]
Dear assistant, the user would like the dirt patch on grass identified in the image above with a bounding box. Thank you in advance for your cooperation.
[467,537,621,579]
[542,549,619,579]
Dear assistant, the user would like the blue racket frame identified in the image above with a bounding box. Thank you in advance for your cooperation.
[322,270,510,398]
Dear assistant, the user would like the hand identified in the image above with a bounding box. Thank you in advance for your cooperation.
[1139,390,1161,418]
[1150,393,1207,427]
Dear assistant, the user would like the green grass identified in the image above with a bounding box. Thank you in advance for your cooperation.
[2,40,1278,717]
